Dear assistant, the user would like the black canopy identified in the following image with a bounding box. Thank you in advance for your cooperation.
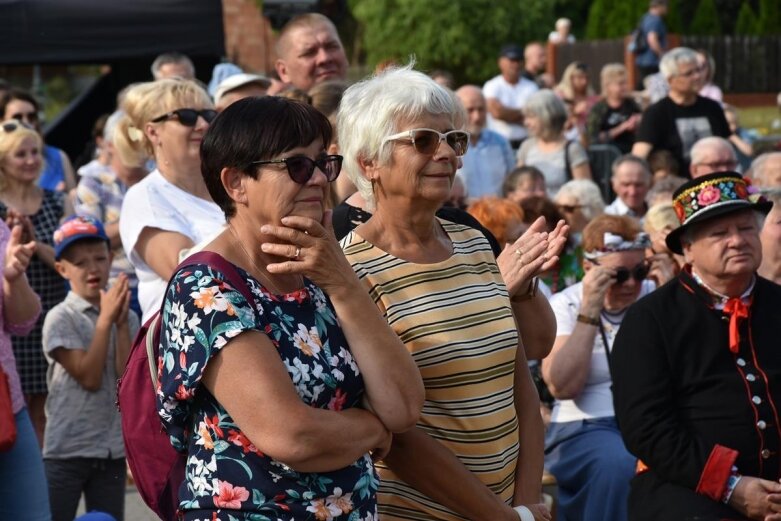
[0,0,224,65]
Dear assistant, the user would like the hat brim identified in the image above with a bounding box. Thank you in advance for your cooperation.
[665,199,772,255]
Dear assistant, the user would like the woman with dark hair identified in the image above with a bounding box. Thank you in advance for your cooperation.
[0,88,77,193]
[156,96,424,520]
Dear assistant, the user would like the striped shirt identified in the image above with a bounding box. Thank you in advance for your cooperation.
[341,219,520,520]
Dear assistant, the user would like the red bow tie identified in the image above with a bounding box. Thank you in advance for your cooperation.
[723,298,750,354]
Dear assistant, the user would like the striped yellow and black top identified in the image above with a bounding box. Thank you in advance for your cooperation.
[341,219,520,521]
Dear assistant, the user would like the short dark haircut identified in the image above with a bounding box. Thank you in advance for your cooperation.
[0,88,39,119]
[200,96,333,219]
[59,237,110,263]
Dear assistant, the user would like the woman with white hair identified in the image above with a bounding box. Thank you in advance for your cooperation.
[338,65,567,521]
[516,90,592,198]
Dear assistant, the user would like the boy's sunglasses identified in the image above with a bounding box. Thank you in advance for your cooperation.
[151,108,218,126]
[251,154,343,184]
[382,128,470,157]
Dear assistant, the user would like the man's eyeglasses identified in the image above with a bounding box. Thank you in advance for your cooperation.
[382,128,470,157]
[151,108,218,127]
[696,160,738,171]
[1,120,33,133]
[251,154,342,184]
[592,260,650,284]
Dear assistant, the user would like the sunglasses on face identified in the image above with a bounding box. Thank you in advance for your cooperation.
[1,120,34,133]
[251,154,343,184]
[151,108,218,126]
[382,128,470,157]
[592,259,649,284]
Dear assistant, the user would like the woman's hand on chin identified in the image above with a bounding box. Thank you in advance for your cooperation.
[262,210,360,296]
[499,217,569,297]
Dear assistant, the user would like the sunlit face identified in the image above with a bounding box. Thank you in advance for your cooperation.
[571,70,589,94]
[372,113,460,209]
[244,138,330,226]
[276,23,348,92]
[508,176,546,204]
[146,98,213,170]
[2,136,42,185]
[555,193,584,229]
[612,162,650,213]
[670,60,702,96]
[525,44,546,73]
[691,144,737,178]
[755,155,781,189]
[457,88,487,135]
[524,112,541,137]
[156,62,194,80]
[586,250,646,312]
[56,241,112,305]
[605,76,628,99]
[684,209,762,283]
[498,56,522,82]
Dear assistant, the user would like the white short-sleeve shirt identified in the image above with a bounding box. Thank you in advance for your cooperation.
[549,280,655,423]
[119,169,226,321]
[482,74,539,141]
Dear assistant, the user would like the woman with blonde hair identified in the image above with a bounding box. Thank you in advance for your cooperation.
[554,62,598,138]
[117,79,225,321]
[586,64,642,153]
[0,120,69,444]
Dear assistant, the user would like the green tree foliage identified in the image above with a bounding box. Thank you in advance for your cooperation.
[734,1,758,35]
[689,0,723,35]
[349,0,554,85]
[586,0,684,39]
[756,0,781,35]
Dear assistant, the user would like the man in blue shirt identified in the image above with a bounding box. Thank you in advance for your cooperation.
[455,85,515,201]
[635,0,668,90]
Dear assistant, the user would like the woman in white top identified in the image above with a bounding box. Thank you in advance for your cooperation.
[516,90,591,198]
[116,79,226,320]
[542,215,654,521]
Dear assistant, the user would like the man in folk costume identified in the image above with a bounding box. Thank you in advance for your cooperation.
[611,171,781,520]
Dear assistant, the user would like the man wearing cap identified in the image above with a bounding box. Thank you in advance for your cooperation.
[483,43,539,149]
[214,73,271,112]
[611,172,781,520]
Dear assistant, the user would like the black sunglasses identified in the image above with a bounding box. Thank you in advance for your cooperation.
[1,120,33,133]
[251,154,343,184]
[592,259,649,284]
[151,108,217,126]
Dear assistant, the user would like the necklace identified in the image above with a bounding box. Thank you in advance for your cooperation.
[228,226,302,295]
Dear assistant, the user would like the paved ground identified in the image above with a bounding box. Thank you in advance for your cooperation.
[77,485,158,520]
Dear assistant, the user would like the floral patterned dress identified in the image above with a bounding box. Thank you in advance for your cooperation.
[157,261,379,521]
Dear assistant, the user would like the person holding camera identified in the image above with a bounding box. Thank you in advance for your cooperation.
[541,214,655,521]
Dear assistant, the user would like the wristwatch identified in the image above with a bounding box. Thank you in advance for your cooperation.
[511,277,539,303]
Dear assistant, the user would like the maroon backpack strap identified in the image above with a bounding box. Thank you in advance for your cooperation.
[177,251,256,308]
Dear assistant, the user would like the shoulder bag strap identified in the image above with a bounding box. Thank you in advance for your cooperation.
[564,139,573,180]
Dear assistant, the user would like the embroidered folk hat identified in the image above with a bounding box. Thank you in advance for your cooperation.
[665,171,771,254]
[53,215,110,260]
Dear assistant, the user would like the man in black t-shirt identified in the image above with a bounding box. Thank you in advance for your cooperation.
[632,47,731,177]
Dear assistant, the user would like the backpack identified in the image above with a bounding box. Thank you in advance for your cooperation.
[628,18,648,55]
[117,251,255,521]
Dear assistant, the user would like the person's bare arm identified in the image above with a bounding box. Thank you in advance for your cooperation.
[382,427,519,521]
[59,150,78,193]
[104,222,122,249]
[486,98,524,126]
[647,31,664,57]
[729,134,753,157]
[134,227,194,280]
[203,329,390,473]
[632,142,653,159]
[572,162,592,180]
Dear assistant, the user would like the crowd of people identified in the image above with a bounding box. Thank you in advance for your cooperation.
[1,2,781,520]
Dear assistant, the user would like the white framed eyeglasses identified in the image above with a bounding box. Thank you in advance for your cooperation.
[382,128,470,157]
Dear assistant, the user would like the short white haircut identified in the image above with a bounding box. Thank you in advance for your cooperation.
[690,136,736,166]
[659,47,698,80]
[555,179,606,221]
[337,63,464,209]
[150,52,195,80]
[751,152,781,187]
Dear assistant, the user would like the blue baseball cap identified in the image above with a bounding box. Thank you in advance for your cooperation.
[53,215,110,260]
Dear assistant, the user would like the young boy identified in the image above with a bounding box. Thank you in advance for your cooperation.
[42,215,139,521]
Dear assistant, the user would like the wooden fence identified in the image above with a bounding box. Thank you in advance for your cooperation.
[547,34,781,96]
